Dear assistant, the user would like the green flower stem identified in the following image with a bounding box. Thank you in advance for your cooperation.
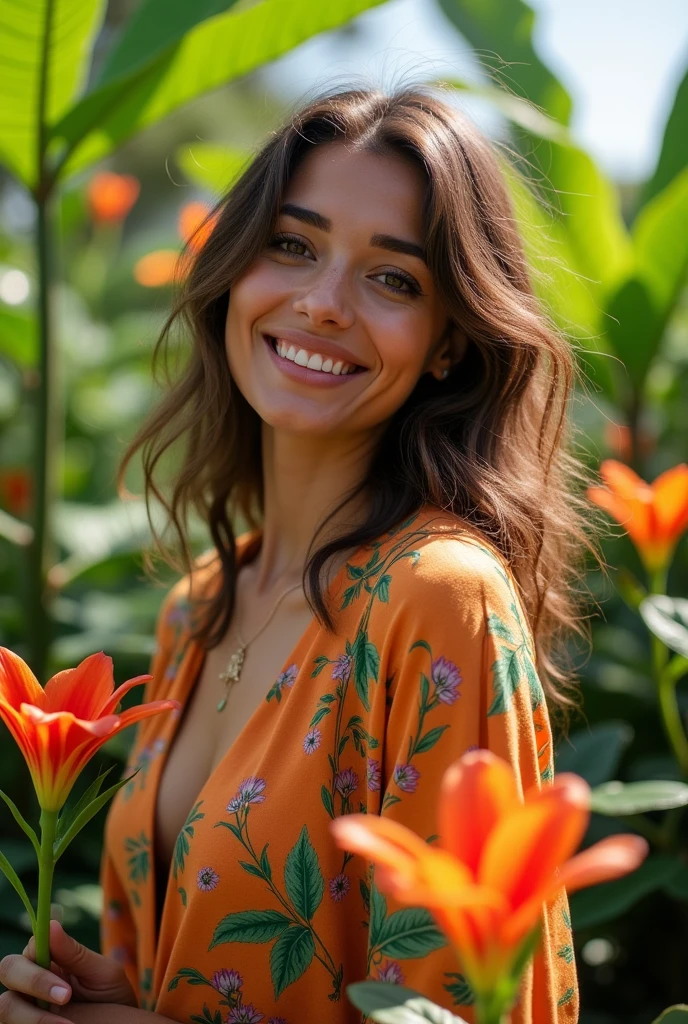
[647,569,688,778]
[34,808,58,1008]
[475,994,509,1024]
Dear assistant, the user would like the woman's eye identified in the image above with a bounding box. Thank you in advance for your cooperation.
[269,234,310,258]
[374,271,421,297]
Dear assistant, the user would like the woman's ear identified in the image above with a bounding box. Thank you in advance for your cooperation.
[427,321,469,381]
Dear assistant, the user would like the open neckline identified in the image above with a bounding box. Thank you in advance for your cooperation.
[150,525,364,947]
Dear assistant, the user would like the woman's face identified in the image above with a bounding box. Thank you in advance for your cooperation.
[225,141,457,437]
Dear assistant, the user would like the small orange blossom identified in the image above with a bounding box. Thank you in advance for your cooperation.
[587,460,688,573]
[332,749,647,998]
[134,201,218,287]
[0,648,179,811]
[87,172,140,223]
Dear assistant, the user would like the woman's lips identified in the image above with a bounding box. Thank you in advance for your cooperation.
[263,334,367,388]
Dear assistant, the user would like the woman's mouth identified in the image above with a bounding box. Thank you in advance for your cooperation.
[264,335,365,377]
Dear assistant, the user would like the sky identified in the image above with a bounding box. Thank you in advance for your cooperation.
[259,0,688,184]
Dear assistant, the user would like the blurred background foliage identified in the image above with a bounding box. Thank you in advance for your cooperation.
[0,1,686,1021]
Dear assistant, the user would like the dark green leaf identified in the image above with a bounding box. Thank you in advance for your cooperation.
[375,574,392,602]
[260,844,272,881]
[570,854,681,929]
[284,826,324,920]
[321,785,335,819]
[555,722,634,787]
[415,725,449,754]
[376,908,447,959]
[239,860,265,879]
[270,925,315,1000]
[209,909,291,947]
[54,771,142,860]
[651,1008,688,1024]
[369,881,387,948]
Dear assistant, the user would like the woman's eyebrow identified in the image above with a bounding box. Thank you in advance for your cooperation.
[279,203,428,266]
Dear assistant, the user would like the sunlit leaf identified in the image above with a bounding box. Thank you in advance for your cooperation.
[347,981,469,1024]
[0,0,105,186]
[176,142,250,195]
[639,596,688,659]
[640,65,688,208]
[651,1008,688,1024]
[590,780,688,816]
[52,0,389,178]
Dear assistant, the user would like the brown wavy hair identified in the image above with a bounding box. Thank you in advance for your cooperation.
[117,84,607,731]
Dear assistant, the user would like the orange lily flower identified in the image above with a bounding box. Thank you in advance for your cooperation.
[87,172,140,223]
[331,749,647,997]
[178,201,218,253]
[587,460,688,573]
[0,647,179,811]
[133,250,181,288]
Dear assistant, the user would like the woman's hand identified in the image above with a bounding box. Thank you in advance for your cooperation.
[0,919,137,1022]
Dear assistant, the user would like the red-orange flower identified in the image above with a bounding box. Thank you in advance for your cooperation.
[178,201,218,253]
[133,250,181,287]
[587,460,688,573]
[0,468,32,516]
[87,172,140,224]
[331,749,647,997]
[0,647,179,811]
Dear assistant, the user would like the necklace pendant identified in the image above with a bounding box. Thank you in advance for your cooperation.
[217,645,246,712]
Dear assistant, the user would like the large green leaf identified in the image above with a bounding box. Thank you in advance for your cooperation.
[590,780,688,816]
[375,908,447,959]
[51,0,389,179]
[640,65,688,209]
[555,721,633,787]
[176,142,250,195]
[95,0,241,88]
[347,982,469,1024]
[436,0,571,124]
[0,0,105,187]
[652,1009,688,1024]
[569,854,682,929]
[209,909,292,946]
[633,166,688,330]
[639,596,688,659]
[269,924,315,1000]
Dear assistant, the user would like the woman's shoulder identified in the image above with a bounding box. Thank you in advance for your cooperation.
[374,504,523,608]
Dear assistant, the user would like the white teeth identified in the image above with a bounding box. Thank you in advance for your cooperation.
[270,337,358,376]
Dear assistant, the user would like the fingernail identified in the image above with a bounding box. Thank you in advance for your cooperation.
[50,985,70,1002]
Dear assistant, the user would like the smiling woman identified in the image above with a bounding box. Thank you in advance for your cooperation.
[85,86,604,1023]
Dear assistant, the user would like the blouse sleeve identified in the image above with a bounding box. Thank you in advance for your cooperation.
[364,537,578,1024]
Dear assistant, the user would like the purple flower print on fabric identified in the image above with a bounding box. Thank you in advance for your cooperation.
[277,664,298,689]
[328,874,351,902]
[431,655,462,705]
[303,728,321,755]
[197,867,219,891]
[393,763,420,793]
[211,968,243,997]
[228,1005,264,1024]
[334,768,359,798]
[377,960,405,984]
[227,777,267,813]
[331,654,352,683]
[366,758,381,792]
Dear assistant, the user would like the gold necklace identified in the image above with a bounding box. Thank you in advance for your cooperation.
[217,580,303,712]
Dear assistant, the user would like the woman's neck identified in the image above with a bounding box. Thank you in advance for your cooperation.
[252,424,378,593]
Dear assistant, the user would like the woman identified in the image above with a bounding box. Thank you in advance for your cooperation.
[1,86,600,1023]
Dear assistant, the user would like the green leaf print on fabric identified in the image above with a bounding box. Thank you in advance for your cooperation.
[174,800,205,880]
[367,881,446,971]
[125,831,150,884]
[190,1007,223,1024]
[270,925,316,1000]
[212,781,344,1001]
[486,591,544,717]
[443,973,475,1006]
[209,910,292,945]
[284,826,324,921]
[352,630,380,711]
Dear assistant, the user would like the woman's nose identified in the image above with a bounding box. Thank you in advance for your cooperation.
[291,267,355,328]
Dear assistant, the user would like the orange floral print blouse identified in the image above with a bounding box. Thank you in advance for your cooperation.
[100,506,579,1023]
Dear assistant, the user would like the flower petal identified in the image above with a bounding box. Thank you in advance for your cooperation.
[554,834,649,896]
[0,647,45,709]
[438,749,518,873]
[113,698,180,732]
[652,464,688,537]
[479,773,590,908]
[599,460,647,500]
[100,674,154,717]
[43,652,116,718]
